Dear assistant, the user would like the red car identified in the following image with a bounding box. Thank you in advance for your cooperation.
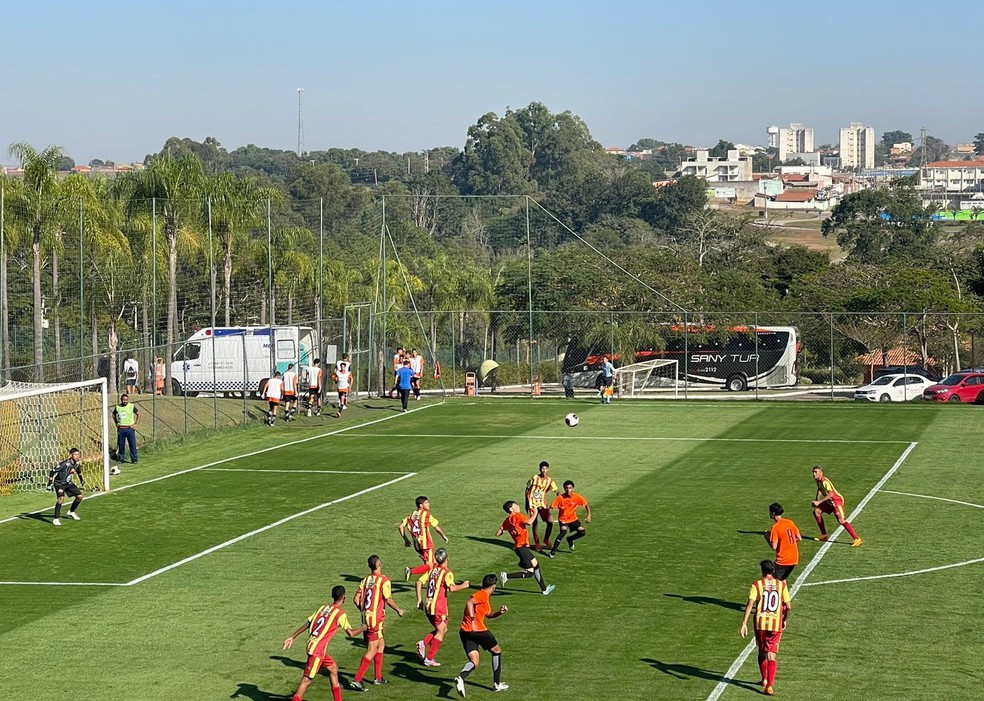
[922,370,984,403]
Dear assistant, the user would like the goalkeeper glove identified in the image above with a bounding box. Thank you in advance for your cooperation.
[46,482,54,492]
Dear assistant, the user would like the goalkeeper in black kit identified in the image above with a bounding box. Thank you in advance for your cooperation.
[48,448,86,527]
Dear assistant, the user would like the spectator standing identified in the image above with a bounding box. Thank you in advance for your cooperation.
[123,353,140,394]
[113,393,140,468]
[154,357,165,395]
[395,360,414,412]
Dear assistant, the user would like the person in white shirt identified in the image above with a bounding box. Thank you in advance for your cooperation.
[409,349,424,401]
[262,371,284,425]
[282,363,299,421]
[334,361,353,412]
[305,359,323,417]
[123,353,140,394]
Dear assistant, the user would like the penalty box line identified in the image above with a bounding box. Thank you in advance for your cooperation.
[362,433,913,445]
[704,440,919,701]
[0,472,416,588]
[0,402,439,528]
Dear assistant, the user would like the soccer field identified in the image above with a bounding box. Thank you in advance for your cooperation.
[1,398,982,700]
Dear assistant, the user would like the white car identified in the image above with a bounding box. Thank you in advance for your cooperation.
[854,373,934,402]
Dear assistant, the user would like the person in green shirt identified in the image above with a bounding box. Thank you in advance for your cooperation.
[113,393,140,469]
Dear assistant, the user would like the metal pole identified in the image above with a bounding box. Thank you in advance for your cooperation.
[267,198,273,326]
[151,198,157,440]
[829,312,835,401]
[319,197,324,358]
[526,196,535,391]
[0,184,3,381]
[380,196,387,398]
[208,197,218,429]
[79,198,84,381]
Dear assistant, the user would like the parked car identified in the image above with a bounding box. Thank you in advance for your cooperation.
[922,370,984,403]
[854,374,935,402]
[871,365,941,383]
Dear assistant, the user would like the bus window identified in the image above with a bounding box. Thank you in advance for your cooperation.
[175,342,201,361]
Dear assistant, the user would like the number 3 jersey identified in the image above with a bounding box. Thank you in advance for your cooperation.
[748,576,790,632]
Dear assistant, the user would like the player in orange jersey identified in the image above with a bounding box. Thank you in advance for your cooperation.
[525,461,559,551]
[414,547,470,667]
[283,584,365,701]
[740,560,792,696]
[399,496,449,579]
[350,555,404,692]
[767,502,802,581]
[811,465,862,546]
[453,573,510,696]
[497,501,555,596]
[547,480,591,558]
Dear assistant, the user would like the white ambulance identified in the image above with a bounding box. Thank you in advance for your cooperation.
[170,326,319,396]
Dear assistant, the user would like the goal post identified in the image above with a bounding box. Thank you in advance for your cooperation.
[616,359,679,398]
[0,378,110,495]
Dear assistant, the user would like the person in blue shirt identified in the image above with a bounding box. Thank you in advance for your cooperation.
[395,359,415,412]
[601,355,615,404]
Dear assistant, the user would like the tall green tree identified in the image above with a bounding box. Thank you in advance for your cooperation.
[881,130,913,149]
[708,140,736,158]
[974,133,984,156]
[7,142,66,379]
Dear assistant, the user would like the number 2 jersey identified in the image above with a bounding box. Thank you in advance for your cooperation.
[304,603,352,657]
[748,575,790,632]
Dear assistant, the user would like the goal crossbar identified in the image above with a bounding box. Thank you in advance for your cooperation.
[616,359,679,398]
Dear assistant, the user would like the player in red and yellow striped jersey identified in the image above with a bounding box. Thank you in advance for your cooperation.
[399,496,449,578]
[351,555,404,692]
[812,465,862,546]
[414,547,470,667]
[740,560,792,696]
[283,585,365,701]
[525,461,559,551]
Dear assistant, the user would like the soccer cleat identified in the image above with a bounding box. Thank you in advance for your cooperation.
[423,658,441,667]
[306,409,312,417]
[499,571,508,587]
[493,682,509,692]
[546,552,555,559]
[405,566,412,582]
[454,676,466,697]
[52,518,61,526]
[67,511,80,521]
[542,584,555,596]
[852,538,863,547]
[815,534,829,542]
[764,685,774,695]
[372,677,389,685]
[349,680,368,692]
[416,640,426,659]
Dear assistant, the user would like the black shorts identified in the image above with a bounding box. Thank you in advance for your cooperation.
[560,519,582,532]
[515,546,537,569]
[459,629,498,654]
[772,563,795,582]
[55,483,81,498]
[308,388,321,399]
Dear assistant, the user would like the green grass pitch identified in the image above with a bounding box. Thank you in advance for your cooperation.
[1,398,983,700]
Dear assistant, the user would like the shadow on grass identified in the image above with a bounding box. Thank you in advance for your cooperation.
[464,535,517,550]
[663,593,745,612]
[736,530,768,537]
[230,681,292,700]
[639,658,761,691]
[16,511,52,523]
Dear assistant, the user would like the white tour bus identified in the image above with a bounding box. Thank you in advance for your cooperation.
[170,326,319,396]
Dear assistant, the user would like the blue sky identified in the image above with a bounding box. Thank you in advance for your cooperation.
[1,0,981,164]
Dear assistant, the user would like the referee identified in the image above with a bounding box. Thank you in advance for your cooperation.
[113,393,140,468]
[48,448,85,526]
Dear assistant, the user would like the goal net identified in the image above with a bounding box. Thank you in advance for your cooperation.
[616,359,679,398]
[0,378,110,495]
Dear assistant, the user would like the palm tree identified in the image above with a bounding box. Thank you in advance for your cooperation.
[117,153,204,394]
[0,174,20,381]
[7,142,66,380]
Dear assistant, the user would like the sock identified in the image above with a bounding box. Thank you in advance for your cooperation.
[767,659,777,686]
[492,653,502,684]
[423,633,434,648]
[759,658,768,681]
[544,522,554,544]
[459,661,476,680]
[354,656,370,682]
[332,687,342,701]
[428,635,443,660]
[410,564,429,575]
[293,695,302,701]
[550,529,568,555]
[54,502,62,518]
[507,571,532,579]
[70,498,82,513]
[842,521,859,539]
[532,567,547,592]
[814,512,826,534]
[373,652,383,680]
[569,530,586,544]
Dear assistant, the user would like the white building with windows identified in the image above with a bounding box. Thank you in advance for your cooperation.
[770,123,815,163]
[677,149,753,182]
[919,160,984,209]
[839,122,875,169]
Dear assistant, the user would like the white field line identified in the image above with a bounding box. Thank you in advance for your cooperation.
[357,433,912,445]
[705,440,919,701]
[801,490,984,587]
[124,472,416,587]
[0,403,438,527]
[0,472,416,588]
[203,468,412,475]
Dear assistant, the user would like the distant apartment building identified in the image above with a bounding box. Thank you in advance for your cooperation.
[677,149,753,182]
[838,122,875,169]
[919,160,984,209]
[768,123,815,163]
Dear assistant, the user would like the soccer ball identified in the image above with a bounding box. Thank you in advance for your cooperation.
[565,412,579,427]
[110,466,121,476]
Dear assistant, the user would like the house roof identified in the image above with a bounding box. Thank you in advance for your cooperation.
[925,160,984,168]
[855,347,929,366]
[781,174,809,182]
[774,190,818,202]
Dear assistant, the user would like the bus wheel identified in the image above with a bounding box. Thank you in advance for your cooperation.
[726,374,747,392]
